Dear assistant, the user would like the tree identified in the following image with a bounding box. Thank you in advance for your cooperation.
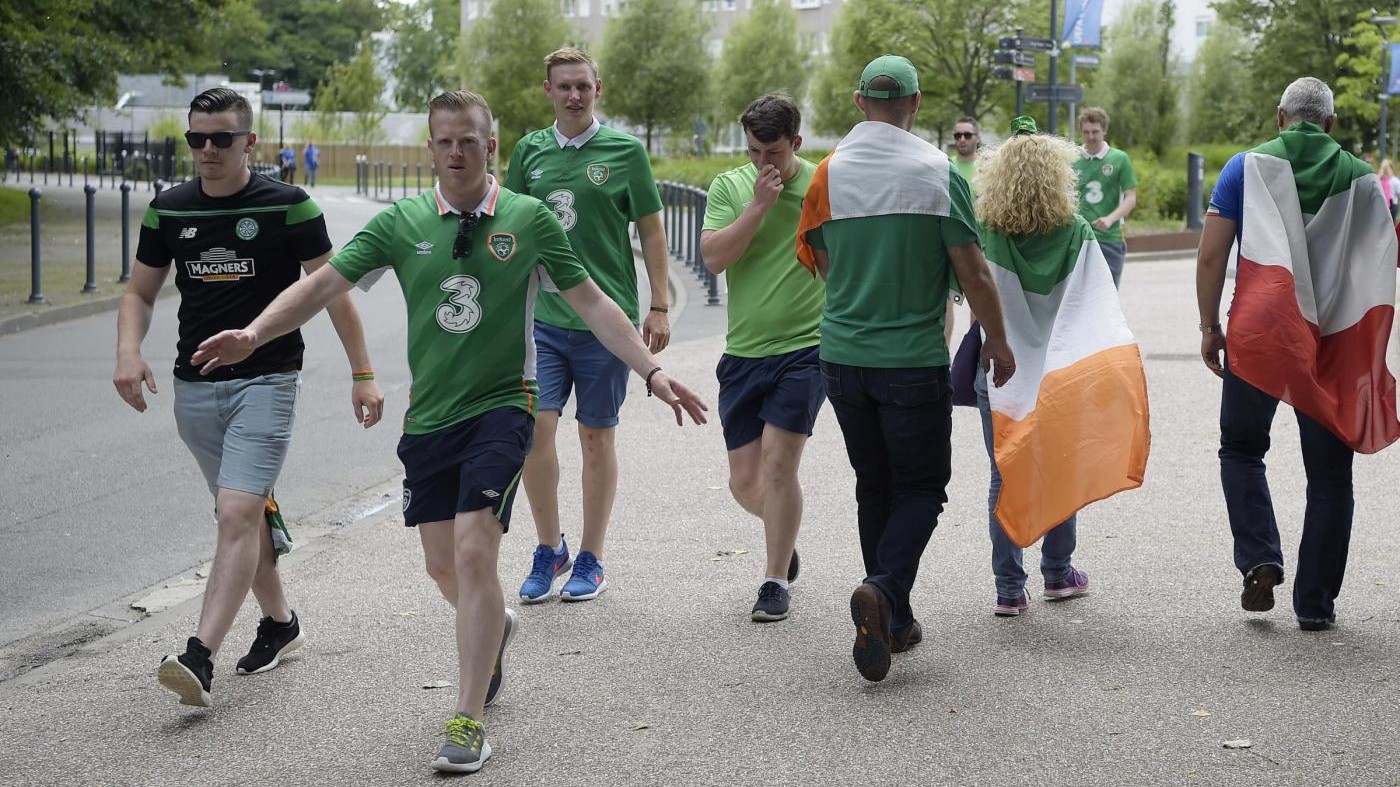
[1089,0,1179,156]
[0,0,226,147]
[1186,19,1264,145]
[601,0,712,151]
[316,35,387,150]
[387,0,460,112]
[460,0,572,159]
[714,0,809,124]
[1335,12,1388,155]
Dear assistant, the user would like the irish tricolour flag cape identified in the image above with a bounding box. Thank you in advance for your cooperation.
[984,217,1150,547]
[1227,124,1400,453]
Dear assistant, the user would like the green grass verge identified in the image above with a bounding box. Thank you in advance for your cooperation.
[0,186,31,226]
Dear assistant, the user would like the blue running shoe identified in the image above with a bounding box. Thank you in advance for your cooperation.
[519,538,571,604]
[559,550,607,601]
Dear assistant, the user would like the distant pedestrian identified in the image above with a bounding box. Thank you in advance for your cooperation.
[796,55,1016,683]
[950,116,980,195]
[1196,76,1400,631]
[278,144,296,183]
[2,147,17,182]
[113,87,383,710]
[1074,107,1137,288]
[303,139,319,187]
[192,90,707,774]
[700,94,824,622]
[971,115,1149,617]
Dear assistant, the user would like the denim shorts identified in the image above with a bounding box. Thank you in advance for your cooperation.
[173,371,300,498]
[716,346,825,450]
[396,407,534,530]
[534,321,631,428]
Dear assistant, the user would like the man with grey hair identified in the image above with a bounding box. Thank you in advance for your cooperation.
[1196,76,1400,632]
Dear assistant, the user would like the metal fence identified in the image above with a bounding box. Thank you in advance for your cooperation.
[658,181,719,306]
[353,157,435,202]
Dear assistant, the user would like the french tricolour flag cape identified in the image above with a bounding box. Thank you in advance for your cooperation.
[984,218,1150,547]
[1227,125,1400,453]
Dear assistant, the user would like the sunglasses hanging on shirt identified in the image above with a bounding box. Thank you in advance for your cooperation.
[453,211,481,260]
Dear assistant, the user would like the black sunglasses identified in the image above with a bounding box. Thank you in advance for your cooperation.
[953,132,977,140]
[184,130,251,150]
[453,212,481,260]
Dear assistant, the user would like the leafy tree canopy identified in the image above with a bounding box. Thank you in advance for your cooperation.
[460,0,573,159]
[715,0,809,126]
[387,0,460,112]
[601,0,712,151]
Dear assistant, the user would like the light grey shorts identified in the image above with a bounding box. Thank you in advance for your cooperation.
[173,371,301,498]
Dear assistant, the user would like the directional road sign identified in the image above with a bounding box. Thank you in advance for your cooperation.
[263,90,312,107]
[998,36,1056,52]
[1025,83,1085,103]
[993,50,1037,67]
[1072,53,1101,67]
[991,67,1036,82]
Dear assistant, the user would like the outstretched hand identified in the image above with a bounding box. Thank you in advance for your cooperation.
[647,371,708,426]
[190,329,258,375]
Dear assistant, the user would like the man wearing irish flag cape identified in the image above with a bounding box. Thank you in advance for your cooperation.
[797,55,1016,683]
[1196,77,1400,632]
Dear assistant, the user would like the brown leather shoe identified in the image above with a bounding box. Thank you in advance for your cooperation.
[849,583,892,681]
[890,619,923,654]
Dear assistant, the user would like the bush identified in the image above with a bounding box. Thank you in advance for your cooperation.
[649,149,831,190]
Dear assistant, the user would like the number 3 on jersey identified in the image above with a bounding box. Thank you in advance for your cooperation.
[546,189,577,231]
[1084,180,1104,205]
[437,275,483,334]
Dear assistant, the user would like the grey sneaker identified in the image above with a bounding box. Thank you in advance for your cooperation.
[484,608,517,708]
[750,581,790,622]
[431,714,492,773]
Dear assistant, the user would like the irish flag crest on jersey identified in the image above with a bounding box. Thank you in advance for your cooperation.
[983,218,1150,548]
[1226,124,1400,453]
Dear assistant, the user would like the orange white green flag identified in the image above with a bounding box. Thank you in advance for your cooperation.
[983,216,1151,547]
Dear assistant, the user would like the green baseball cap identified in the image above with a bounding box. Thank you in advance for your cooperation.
[858,55,919,99]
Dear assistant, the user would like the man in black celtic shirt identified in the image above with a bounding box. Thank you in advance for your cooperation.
[113,87,384,708]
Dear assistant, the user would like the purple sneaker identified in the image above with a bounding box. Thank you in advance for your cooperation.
[1044,567,1090,600]
[993,589,1030,617]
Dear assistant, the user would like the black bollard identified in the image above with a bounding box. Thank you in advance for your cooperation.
[28,189,44,304]
[402,163,408,197]
[83,156,89,187]
[417,162,423,192]
[83,184,98,293]
[120,182,132,282]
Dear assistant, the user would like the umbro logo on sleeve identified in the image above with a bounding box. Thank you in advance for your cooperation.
[415,241,434,255]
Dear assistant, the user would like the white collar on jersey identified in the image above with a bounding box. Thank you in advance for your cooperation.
[1082,143,1111,160]
[434,175,500,217]
[553,117,601,149]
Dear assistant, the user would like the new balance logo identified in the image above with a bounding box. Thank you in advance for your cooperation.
[414,241,434,255]
[178,227,197,239]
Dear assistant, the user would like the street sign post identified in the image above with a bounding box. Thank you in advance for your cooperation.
[998,36,1056,52]
[993,50,1037,67]
[1072,53,1101,67]
[262,87,311,151]
[1026,83,1085,103]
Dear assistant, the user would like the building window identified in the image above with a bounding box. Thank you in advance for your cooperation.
[1195,16,1211,38]
[791,0,821,8]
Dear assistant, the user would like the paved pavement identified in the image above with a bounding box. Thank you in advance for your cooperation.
[2,240,1399,785]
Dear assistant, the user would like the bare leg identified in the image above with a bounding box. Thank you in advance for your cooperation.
[522,410,563,549]
[726,440,764,518]
[249,519,292,623]
[196,488,269,657]
[577,423,618,559]
[452,510,504,718]
[758,425,808,579]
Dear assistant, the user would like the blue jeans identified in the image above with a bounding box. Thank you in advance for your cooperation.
[974,371,1076,598]
[1100,241,1126,289]
[820,361,951,628]
[1219,363,1354,622]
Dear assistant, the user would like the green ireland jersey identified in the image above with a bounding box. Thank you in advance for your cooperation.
[805,168,979,368]
[331,181,590,434]
[1074,146,1137,244]
[703,159,824,358]
[952,157,977,197]
[506,122,663,330]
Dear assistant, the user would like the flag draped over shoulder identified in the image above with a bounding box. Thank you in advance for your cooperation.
[796,121,966,272]
[1228,126,1400,454]
[984,218,1150,548]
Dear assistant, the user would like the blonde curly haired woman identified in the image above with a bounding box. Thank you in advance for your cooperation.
[972,119,1094,616]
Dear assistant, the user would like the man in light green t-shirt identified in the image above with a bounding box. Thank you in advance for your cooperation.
[951,116,980,195]
[1074,106,1138,288]
[699,94,825,624]
[504,47,671,606]
[191,91,708,775]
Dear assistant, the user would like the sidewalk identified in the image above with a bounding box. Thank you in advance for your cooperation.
[2,258,1399,786]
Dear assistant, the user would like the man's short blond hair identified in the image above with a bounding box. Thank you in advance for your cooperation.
[427,90,493,135]
[545,47,598,81]
[1078,106,1109,130]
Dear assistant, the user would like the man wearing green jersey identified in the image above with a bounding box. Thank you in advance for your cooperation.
[700,94,824,623]
[797,56,1015,684]
[192,90,707,774]
[1074,107,1137,288]
[506,47,671,605]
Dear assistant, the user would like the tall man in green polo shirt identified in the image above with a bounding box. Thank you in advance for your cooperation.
[700,94,825,623]
[506,47,672,605]
[1074,106,1137,288]
[191,90,708,773]
[797,55,1015,684]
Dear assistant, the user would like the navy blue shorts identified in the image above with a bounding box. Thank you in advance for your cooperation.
[396,407,534,530]
[716,346,825,451]
[534,321,631,429]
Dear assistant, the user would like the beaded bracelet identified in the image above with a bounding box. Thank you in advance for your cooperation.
[644,366,662,397]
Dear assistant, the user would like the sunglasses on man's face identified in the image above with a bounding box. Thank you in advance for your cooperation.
[184,130,251,150]
[453,211,481,260]
[953,132,977,140]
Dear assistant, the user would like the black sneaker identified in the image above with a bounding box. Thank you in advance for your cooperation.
[236,611,306,675]
[158,636,213,707]
[849,583,892,682]
[787,550,800,584]
[1298,616,1335,632]
[1241,564,1283,612]
[484,608,517,708]
[751,581,790,622]
[891,619,923,654]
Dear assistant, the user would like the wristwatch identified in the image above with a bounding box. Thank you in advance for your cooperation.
[1199,322,1222,334]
